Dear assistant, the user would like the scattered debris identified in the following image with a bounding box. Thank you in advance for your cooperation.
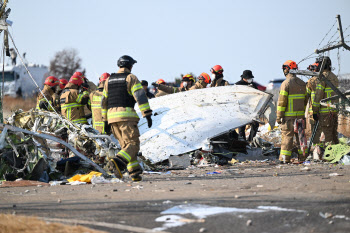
[329,173,343,177]
[246,219,253,226]
[301,167,311,171]
[319,212,333,219]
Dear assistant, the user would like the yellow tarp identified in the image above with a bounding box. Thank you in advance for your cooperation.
[67,171,102,183]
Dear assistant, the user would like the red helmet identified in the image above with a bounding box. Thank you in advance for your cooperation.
[69,75,84,86]
[99,73,110,83]
[282,60,298,70]
[156,79,166,85]
[210,65,224,74]
[73,71,85,79]
[44,76,59,87]
[307,63,318,72]
[198,72,211,84]
[59,79,68,89]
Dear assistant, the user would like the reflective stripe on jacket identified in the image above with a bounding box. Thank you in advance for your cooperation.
[60,83,90,124]
[306,76,317,114]
[36,85,55,111]
[101,67,152,123]
[312,71,339,114]
[277,73,307,120]
[90,85,105,134]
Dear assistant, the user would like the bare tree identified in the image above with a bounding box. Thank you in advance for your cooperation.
[49,48,83,80]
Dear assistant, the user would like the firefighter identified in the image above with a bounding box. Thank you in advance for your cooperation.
[89,73,110,134]
[74,71,97,117]
[188,72,211,90]
[235,70,259,141]
[188,75,196,88]
[60,75,90,124]
[306,62,321,145]
[312,56,339,145]
[153,79,169,97]
[74,71,97,93]
[36,76,59,111]
[277,60,308,163]
[52,79,68,112]
[58,79,68,94]
[153,74,193,94]
[101,55,152,182]
[210,65,229,87]
[141,80,155,99]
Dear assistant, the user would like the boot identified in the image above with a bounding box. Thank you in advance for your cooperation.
[130,168,143,182]
[105,157,128,179]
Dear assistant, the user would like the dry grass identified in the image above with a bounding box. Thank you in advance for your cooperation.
[2,96,37,119]
[0,214,106,233]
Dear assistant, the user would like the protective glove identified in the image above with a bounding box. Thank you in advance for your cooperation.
[183,82,188,88]
[151,82,159,88]
[146,115,152,128]
[313,114,319,122]
[104,121,111,135]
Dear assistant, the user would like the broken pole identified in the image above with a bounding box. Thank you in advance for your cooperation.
[315,15,350,54]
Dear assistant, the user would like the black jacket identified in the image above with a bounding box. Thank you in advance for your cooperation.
[235,79,258,89]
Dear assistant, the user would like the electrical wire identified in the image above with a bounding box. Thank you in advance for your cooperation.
[317,20,337,48]
[6,31,79,130]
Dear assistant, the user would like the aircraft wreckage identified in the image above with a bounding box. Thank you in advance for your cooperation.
[0,85,275,181]
[137,85,274,163]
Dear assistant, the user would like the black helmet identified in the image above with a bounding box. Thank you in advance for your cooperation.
[315,56,331,71]
[117,55,137,69]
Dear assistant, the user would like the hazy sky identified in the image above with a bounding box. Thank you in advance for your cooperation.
[8,0,350,85]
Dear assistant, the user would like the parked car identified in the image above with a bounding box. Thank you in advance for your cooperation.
[266,79,285,92]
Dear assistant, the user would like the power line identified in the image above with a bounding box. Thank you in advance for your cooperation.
[317,20,337,48]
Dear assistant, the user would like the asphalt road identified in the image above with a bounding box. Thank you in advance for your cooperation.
[1,163,350,233]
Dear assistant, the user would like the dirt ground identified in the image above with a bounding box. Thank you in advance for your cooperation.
[0,214,105,233]
[1,163,349,233]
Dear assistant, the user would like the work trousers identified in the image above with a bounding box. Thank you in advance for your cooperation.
[110,121,142,175]
[319,113,339,145]
[238,121,259,142]
[310,113,338,146]
[309,117,322,145]
[279,118,305,162]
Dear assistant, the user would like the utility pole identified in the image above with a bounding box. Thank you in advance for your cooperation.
[315,15,350,54]
[0,0,10,123]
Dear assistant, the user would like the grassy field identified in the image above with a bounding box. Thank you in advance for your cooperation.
[2,96,37,119]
